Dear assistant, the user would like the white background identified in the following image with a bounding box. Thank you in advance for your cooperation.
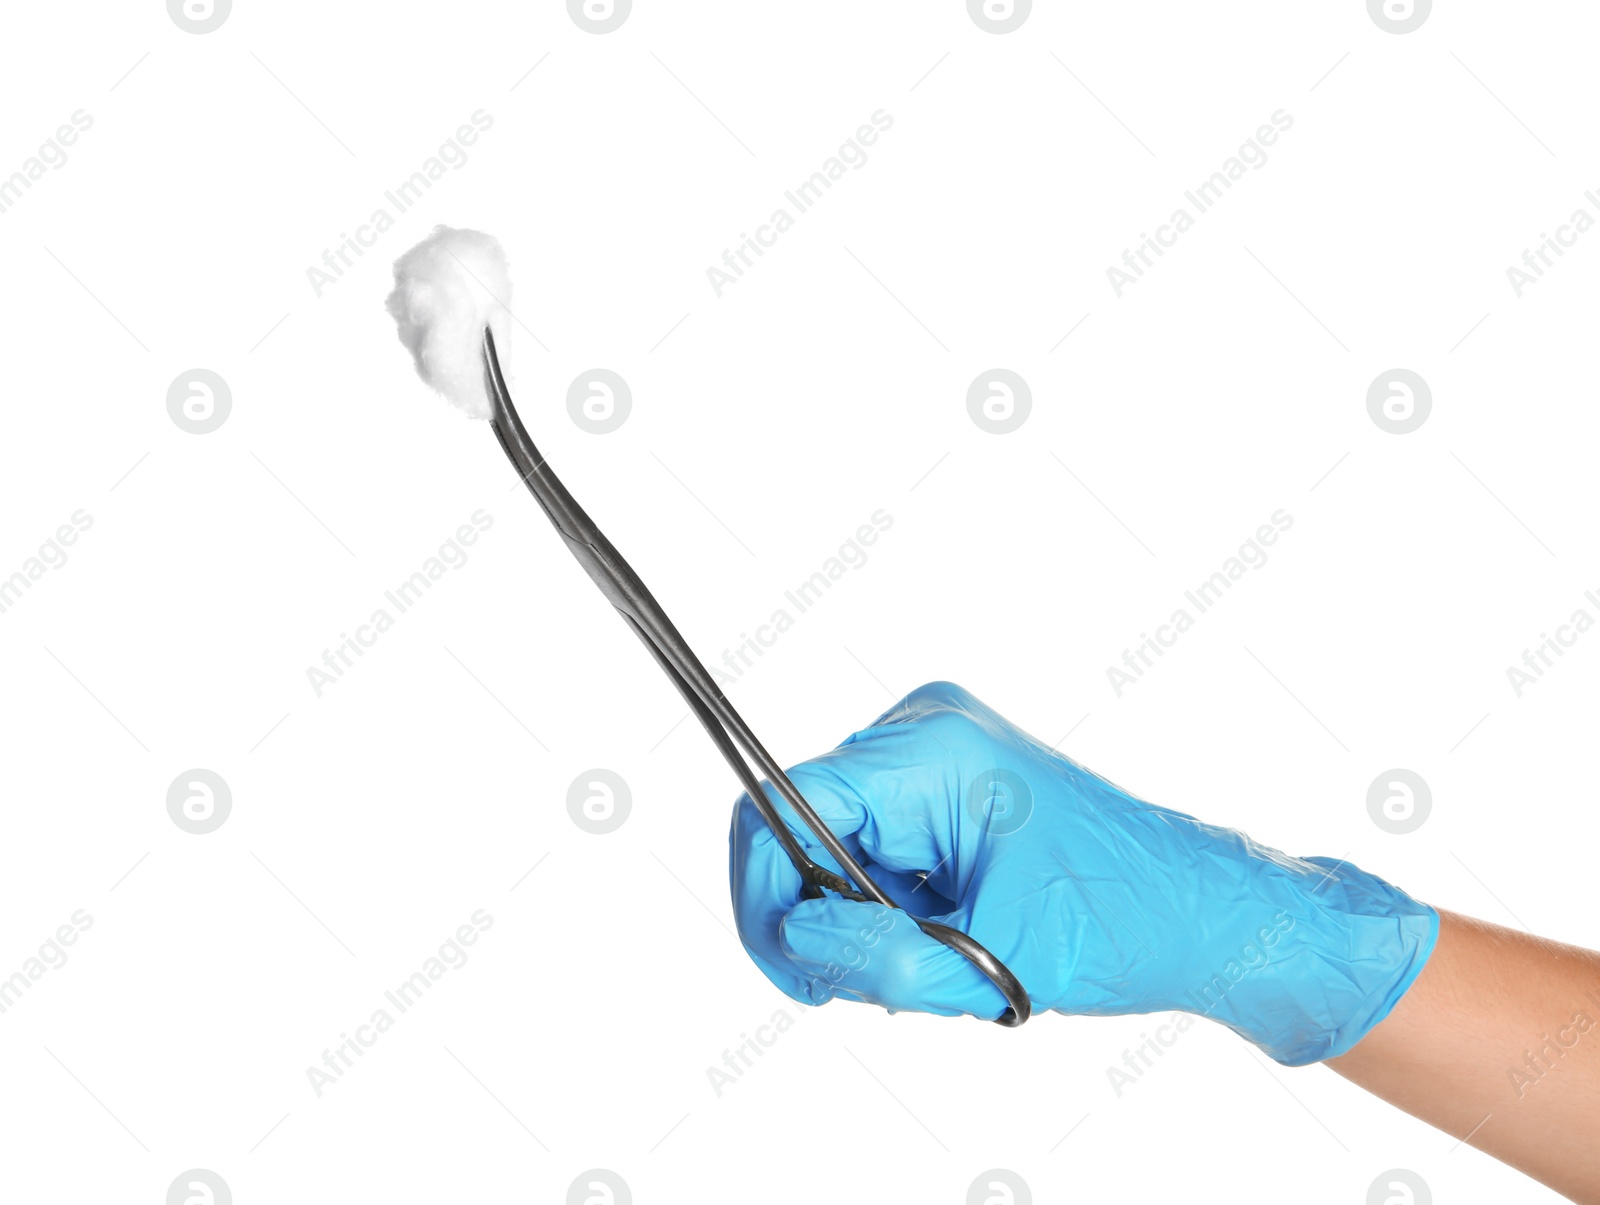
[1,1,1596,1201]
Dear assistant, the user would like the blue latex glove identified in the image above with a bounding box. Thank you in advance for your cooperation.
[729,682,1438,1066]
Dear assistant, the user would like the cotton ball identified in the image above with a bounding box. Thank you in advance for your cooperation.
[386,226,513,420]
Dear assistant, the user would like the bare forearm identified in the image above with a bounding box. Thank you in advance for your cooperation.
[1326,910,1600,1203]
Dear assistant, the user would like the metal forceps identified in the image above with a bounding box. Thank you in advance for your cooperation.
[481,328,1030,1026]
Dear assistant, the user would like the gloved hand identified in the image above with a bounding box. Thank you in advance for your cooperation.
[729,682,1438,1066]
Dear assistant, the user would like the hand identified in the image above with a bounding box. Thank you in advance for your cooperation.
[728,681,1437,1065]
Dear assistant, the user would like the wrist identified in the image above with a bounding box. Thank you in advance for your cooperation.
[1209,854,1439,1065]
